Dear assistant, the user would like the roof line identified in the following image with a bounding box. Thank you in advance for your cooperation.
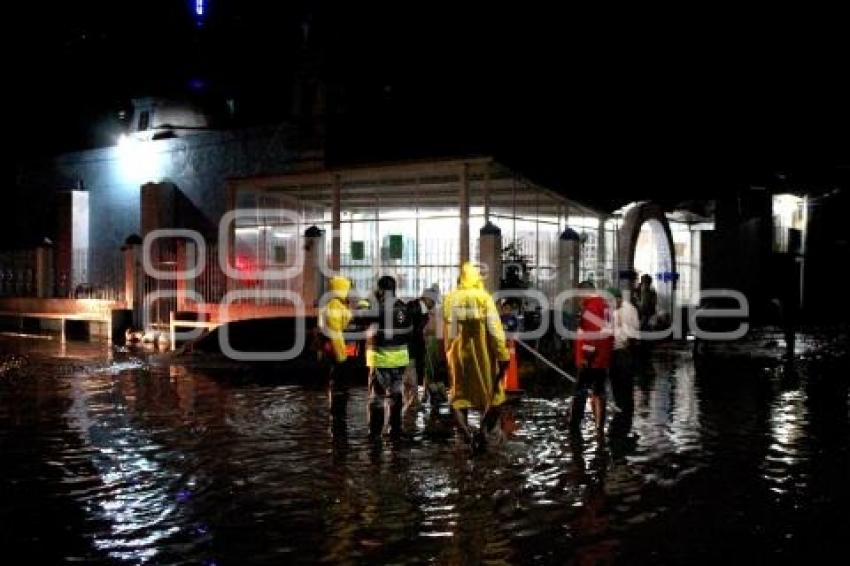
[230,156,606,217]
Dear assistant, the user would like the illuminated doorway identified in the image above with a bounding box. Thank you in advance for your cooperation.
[632,218,674,322]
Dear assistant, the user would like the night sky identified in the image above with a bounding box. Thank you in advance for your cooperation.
[10,1,850,210]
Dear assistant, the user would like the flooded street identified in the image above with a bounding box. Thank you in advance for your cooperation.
[1,334,848,565]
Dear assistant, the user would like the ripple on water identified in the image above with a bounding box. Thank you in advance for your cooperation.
[1,338,847,564]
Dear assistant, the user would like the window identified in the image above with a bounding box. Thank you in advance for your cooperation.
[272,245,287,265]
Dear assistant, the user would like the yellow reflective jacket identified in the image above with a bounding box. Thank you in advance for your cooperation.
[442,263,510,410]
[320,276,352,363]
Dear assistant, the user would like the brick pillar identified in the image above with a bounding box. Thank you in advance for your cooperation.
[479,222,502,294]
[35,240,54,298]
[331,174,341,271]
[558,227,581,292]
[141,182,177,237]
[123,236,144,327]
[54,190,89,296]
[459,164,470,264]
[302,226,325,310]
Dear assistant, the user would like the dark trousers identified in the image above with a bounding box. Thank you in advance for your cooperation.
[609,347,635,437]
[610,347,635,413]
[327,360,351,432]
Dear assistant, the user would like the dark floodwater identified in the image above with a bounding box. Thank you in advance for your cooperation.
[1,334,848,565]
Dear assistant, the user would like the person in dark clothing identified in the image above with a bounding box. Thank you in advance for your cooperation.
[365,276,413,438]
[404,288,437,413]
[635,274,658,374]
[636,274,658,331]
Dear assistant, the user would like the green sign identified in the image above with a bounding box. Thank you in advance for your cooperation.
[389,235,403,259]
[273,245,287,264]
[351,241,365,261]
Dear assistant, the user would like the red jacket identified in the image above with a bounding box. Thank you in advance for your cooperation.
[574,295,614,369]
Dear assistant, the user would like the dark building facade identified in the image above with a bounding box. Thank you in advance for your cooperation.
[702,184,846,325]
[14,97,323,295]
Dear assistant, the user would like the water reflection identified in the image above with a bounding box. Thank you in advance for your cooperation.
[64,362,216,563]
[1,336,847,564]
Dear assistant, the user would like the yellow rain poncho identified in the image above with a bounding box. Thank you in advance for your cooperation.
[320,276,353,363]
[442,263,510,410]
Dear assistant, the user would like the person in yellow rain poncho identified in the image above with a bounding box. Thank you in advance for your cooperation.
[442,262,510,450]
[319,276,353,428]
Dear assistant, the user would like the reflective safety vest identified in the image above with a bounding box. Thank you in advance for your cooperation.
[365,298,412,368]
[366,344,410,368]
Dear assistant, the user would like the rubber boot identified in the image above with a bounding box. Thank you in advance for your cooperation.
[482,405,501,434]
[569,389,588,433]
[368,401,384,440]
[453,407,473,444]
[387,393,403,437]
[329,389,348,433]
[471,430,487,454]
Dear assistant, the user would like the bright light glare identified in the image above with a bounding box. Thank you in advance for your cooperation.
[772,194,804,226]
[117,134,162,184]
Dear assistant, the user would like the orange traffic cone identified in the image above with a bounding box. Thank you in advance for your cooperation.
[503,339,521,393]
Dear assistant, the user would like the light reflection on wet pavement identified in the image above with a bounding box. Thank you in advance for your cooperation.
[0,334,847,564]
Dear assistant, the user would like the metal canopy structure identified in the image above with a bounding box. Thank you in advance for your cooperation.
[228,157,610,298]
[230,157,602,219]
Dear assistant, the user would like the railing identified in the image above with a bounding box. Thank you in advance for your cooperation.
[0,250,36,297]
[196,243,228,304]
[53,248,124,301]
[143,244,177,327]
[0,247,125,300]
